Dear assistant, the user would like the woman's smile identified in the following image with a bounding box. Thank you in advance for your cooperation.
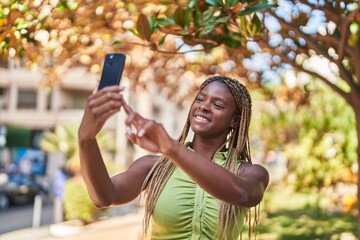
[194,115,210,123]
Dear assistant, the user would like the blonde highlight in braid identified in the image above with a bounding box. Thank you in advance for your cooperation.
[141,75,258,239]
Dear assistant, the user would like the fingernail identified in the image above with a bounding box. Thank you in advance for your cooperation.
[137,129,144,137]
[126,126,133,135]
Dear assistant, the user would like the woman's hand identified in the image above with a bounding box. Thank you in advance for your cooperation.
[78,86,125,141]
[122,99,175,154]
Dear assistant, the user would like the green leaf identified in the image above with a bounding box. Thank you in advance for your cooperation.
[239,2,277,16]
[215,16,229,24]
[128,28,141,38]
[194,7,201,27]
[112,41,123,46]
[205,0,225,7]
[184,6,191,29]
[222,38,243,48]
[225,0,239,7]
[158,34,167,46]
[199,24,216,36]
[188,0,196,8]
[174,7,186,27]
[252,13,261,32]
[203,10,214,22]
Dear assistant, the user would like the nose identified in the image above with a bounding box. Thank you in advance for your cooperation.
[199,102,210,111]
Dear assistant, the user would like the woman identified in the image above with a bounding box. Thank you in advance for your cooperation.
[78,75,269,240]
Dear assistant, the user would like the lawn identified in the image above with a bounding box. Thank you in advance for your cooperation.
[247,185,357,240]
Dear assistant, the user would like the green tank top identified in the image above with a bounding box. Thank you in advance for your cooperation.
[151,151,247,240]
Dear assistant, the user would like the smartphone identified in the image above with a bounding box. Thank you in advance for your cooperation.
[98,53,126,90]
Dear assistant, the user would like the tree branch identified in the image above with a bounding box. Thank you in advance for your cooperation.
[296,0,340,23]
[338,10,357,61]
[268,10,357,90]
[268,11,331,58]
[316,35,353,57]
[278,52,351,104]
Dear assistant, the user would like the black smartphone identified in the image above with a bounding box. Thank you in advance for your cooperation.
[98,53,126,90]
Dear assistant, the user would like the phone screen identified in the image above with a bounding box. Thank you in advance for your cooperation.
[98,53,126,90]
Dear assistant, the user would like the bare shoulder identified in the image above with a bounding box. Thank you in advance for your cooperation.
[238,162,269,185]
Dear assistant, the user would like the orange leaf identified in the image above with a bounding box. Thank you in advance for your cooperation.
[137,13,151,41]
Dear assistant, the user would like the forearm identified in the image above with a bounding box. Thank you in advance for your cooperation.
[164,141,250,206]
[79,138,116,207]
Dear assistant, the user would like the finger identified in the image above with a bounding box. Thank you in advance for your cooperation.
[123,103,143,126]
[92,82,100,94]
[136,120,155,138]
[96,108,120,123]
[88,87,124,112]
[91,99,122,117]
[125,132,136,144]
[121,98,133,115]
[91,86,124,102]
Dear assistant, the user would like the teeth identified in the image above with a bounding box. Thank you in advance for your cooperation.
[196,115,209,122]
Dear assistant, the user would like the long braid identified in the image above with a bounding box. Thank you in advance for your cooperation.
[141,75,257,240]
[141,110,192,236]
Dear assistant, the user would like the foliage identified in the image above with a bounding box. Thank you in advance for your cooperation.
[40,122,117,173]
[131,0,276,50]
[5,125,31,148]
[0,0,276,106]
[254,185,357,240]
[256,80,357,193]
[62,175,103,223]
[40,122,123,222]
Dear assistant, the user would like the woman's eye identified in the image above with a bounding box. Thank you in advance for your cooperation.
[214,103,224,109]
[196,97,204,102]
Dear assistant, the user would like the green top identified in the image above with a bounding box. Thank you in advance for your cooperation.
[151,151,247,240]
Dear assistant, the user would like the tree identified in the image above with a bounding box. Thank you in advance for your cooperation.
[255,80,357,210]
[260,0,360,233]
[0,0,274,104]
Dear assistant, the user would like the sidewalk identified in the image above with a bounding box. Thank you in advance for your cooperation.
[0,208,144,240]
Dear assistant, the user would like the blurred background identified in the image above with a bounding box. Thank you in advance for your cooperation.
[0,0,359,239]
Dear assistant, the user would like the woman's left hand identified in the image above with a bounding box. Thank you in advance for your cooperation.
[121,99,175,154]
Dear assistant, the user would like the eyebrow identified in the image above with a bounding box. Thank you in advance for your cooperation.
[198,92,229,104]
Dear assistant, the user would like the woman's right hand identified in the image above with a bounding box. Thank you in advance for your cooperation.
[78,86,125,141]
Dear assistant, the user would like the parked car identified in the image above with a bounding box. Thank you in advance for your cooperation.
[0,172,42,210]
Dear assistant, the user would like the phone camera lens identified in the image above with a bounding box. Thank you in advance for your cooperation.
[110,55,114,59]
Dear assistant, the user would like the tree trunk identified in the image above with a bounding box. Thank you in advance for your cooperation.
[352,89,360,238]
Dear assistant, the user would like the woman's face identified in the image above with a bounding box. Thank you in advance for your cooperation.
[190,81,239,139]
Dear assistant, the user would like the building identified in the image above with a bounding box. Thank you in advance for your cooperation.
[0,58,188,181]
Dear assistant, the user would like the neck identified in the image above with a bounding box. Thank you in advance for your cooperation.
[190,136,227,160]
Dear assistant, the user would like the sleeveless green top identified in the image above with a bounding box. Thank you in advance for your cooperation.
[151,151,247,240]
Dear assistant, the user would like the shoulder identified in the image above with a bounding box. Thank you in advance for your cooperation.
[238,162,269,186]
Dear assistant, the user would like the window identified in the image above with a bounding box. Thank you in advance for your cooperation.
[61,89,90,109]
[17,89,37,109]
[0,88,8,110]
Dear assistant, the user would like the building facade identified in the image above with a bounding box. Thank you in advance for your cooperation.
[0,59,188,177]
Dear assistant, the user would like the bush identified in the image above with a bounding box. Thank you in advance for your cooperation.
[62,176,106,223]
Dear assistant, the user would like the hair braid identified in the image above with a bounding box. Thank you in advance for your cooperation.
[141,75,257,239]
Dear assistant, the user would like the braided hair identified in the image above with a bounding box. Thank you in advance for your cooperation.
[141,75,256,239]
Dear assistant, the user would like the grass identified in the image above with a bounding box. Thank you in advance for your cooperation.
[245,185,357,240]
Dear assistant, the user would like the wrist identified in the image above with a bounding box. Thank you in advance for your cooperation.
[162,138,179,157]
[78,129,97,143]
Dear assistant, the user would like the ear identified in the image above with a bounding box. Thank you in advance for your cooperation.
[230,114,240,129]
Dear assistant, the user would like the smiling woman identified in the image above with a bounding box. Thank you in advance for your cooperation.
[78,75,269,240]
